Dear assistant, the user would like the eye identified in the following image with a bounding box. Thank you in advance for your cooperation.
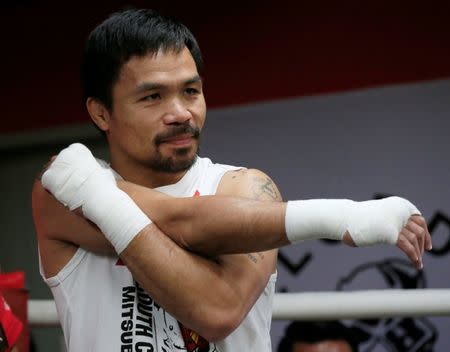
[185,87,200,96]
[142,93,161,101]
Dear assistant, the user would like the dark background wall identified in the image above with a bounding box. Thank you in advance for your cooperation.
[1,1,449,351]
[1,0,450,134]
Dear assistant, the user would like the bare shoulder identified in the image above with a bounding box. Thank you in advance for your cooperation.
[218,168,283,202]
[217,169,280,275]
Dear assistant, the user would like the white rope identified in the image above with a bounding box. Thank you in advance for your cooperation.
[273,289,450,320]
[29,300,58,327]
[28,289,450,327]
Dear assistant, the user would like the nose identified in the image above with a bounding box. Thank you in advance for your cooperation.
[162,98,192,125]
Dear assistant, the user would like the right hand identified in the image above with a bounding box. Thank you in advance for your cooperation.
[343,197,432,269]
[397,215,432,269]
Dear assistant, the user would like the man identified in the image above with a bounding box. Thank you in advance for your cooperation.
[32,8,431,352]
[277,321,358,352]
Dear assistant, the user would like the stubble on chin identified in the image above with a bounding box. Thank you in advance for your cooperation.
[147,144,198,173]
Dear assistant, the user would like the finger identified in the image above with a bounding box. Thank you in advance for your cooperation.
[73,206,83,216]
[398,229,422,269]
[411,215,432,250]
[342,231,356,247]
[424,226,433,251]
[37,156,58,181]
[397,233,422,269]
[45,155,57,168]
[406,219,425,255]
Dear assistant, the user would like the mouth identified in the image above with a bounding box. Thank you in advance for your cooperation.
[160,133,194,147]
[155,124,201,149]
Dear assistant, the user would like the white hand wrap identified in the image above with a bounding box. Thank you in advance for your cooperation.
[42,143,151,254]
[285,197,421,246]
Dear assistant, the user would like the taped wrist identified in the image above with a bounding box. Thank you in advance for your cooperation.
[285,197,421,246]
[41,143,151,254]
[285,199,352,243]
[82,184,151,254]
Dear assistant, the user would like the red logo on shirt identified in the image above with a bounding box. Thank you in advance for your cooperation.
[179,323,210,352]
[177,189,210,351]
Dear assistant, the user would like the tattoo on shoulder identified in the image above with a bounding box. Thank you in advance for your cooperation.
[247,253,258,263]
[252,176,282,201]
[246,252,265,264]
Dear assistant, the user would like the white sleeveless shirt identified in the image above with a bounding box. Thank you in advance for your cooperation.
[40,156,277,352]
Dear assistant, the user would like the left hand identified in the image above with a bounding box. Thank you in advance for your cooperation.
[41,143,116,211]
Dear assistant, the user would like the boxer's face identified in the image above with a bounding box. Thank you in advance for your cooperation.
[106,47,205,173]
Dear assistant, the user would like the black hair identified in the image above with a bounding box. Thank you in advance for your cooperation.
[277,321,358,352]
[81,8,203,110]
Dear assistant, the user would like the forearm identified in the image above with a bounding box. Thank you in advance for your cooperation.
[121,180,423,256]
[119,223,267,341]
[34,182,268,340]
[118,180,289,255]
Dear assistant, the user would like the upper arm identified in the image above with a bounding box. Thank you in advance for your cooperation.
[219,168,283,203]
[32,179,115,277]
[213,168,281,320]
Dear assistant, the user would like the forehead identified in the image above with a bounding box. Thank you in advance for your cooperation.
[115,47,199,91]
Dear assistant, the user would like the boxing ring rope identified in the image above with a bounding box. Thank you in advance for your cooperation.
[28,289,450,327]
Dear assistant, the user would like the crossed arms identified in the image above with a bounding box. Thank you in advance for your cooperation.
[32,167,281,341]
[33,146,432,340]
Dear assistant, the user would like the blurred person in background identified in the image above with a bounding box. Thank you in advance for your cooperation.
[277,321,358,352]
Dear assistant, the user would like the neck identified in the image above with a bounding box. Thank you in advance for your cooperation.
[109,152,188,189]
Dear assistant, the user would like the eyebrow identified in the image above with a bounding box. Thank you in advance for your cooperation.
[185,75,202,85]
[133,75,202,95]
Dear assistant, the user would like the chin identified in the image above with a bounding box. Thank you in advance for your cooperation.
[172,150,198,169]
[150,148,198,173]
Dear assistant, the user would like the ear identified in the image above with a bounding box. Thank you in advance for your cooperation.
[86,98,111,132]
